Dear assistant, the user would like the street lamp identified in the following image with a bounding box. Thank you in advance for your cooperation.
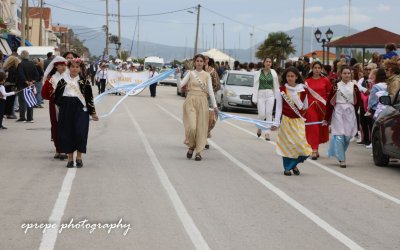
[314,27,334,64]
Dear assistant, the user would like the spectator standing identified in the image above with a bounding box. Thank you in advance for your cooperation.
[34,58,44,108]
[0,72,16,129]
[3,55,20,119]
[16,50,39,122]
[43,52,54,70]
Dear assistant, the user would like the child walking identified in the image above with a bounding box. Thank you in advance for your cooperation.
[271,67,312,176]
[0,72,16,129]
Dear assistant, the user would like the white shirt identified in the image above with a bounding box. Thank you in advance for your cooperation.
[51,71,67,89]
[63,75,81,98]
[357,78,368,93]
[336,81,355,104]
[96,69,108,80]
[0,85,15,100]
[273,84,308,127]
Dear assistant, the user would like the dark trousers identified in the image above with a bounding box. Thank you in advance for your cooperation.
[149,83,157,97]
[5,84,16,116]
[90,74,95,86]
[99,79,106,94]
[18,91,33,121]
[58,97,89,154]
[359,106,373,144]
[0,99,5,127]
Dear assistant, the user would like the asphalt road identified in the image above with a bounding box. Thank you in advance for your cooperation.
[1,85,399,250]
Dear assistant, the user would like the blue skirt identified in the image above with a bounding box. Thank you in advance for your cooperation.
[327,135,351,162]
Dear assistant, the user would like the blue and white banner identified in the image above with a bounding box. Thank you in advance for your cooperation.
[218,111,323,131]
[107,70,150,96]
[95,69,175,118]
[23,86,37,108]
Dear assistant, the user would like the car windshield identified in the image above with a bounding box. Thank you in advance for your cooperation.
[226,73,254,87]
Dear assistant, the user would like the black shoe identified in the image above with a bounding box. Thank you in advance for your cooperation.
[284,171,292,176]
[0,126,7,129]
[195,154,202,161]
[7,115,17,119]
[16,118,26,122]
[54,154,60,159]
[76,159,83,168]
[205,144,210,149]
[59,154,68,160]
[186,149,194,159]
[66,161,74,168]
[292,167,300,176]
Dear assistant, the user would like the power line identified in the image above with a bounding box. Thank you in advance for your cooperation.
[202,6,268,33]
[44,2,196,18]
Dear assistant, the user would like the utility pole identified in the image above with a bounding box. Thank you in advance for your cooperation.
[212,23,215,49]
[136,7,139,59]
[194,4,200,56]
[21,0,27,46]
[26,0,29,42]
[301,0,305,56]
[348,0,351,35]
[117,0,121,58]
[38,0,43,46]
[105,0,109,56]
[222,22,225,53]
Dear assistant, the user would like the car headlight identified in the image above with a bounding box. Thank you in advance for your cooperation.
[226,90,237,97]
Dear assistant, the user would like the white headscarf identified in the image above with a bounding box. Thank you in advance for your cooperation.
[43,56,68,83]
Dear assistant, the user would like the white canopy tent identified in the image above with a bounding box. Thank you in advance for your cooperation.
[202,48,235,69]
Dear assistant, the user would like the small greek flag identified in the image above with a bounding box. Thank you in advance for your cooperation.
[23,86,37,108]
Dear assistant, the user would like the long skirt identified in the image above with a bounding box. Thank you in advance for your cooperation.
[276,115,312,171]
[183,91,209,154]
[58,97,89,154]
[49,98,61,153]
[328,135,351,162]
[305,101,329,150]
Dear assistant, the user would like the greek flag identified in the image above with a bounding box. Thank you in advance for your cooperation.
[23,86,37,108]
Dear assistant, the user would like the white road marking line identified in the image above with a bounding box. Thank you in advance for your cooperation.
[157,105,364,250]
[223,120,400,205]
[125,106,210,250]
[39,169,77,250]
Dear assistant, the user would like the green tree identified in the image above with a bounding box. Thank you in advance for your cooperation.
[120,49,130,61]
[256,32,296,68]
[68,29,90,57]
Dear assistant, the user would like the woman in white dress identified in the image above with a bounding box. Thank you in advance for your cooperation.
[325,66,361,168]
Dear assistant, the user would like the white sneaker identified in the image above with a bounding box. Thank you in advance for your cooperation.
[366,144,372,149]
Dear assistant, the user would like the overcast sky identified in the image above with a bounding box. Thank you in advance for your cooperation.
[38,0,400,51]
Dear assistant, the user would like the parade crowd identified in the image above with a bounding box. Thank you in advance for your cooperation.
[1,43,399,175]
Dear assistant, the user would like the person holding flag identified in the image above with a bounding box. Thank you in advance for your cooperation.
[55,58,99,168]
[16,50,39,123]
[0,72,16,129]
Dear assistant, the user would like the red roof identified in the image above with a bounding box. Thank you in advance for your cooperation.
[303,50,336,59]
[52,26,69,33]
[28,7,51,28]
[327,27,400,48]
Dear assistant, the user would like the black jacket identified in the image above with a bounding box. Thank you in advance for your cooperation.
[54,78,96,115]
[16,59,40,89]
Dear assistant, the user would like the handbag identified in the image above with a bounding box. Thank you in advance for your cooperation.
[208,109,218,132]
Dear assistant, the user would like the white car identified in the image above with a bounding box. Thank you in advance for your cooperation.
[216,70,257,112]
[159,69,178,86]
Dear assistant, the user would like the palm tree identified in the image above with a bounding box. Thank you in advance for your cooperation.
[256,32,296,68]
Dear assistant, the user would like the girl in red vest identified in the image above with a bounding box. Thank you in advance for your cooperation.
[271,67,312,176]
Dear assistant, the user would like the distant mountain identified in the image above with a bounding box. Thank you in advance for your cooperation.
[73,24,359,62]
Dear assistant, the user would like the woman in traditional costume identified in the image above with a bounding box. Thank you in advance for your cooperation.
[304,61,332,160]
[55,58,99,168]
[271,67,312,176]
[252,57,280,140]
[325,66,361,168]
[180,54,218,161]
[41,56,68,160]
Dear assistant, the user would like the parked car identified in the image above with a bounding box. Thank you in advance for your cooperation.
[216,70,257,112]
[159,69,178,86]
[371,94,400,166]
